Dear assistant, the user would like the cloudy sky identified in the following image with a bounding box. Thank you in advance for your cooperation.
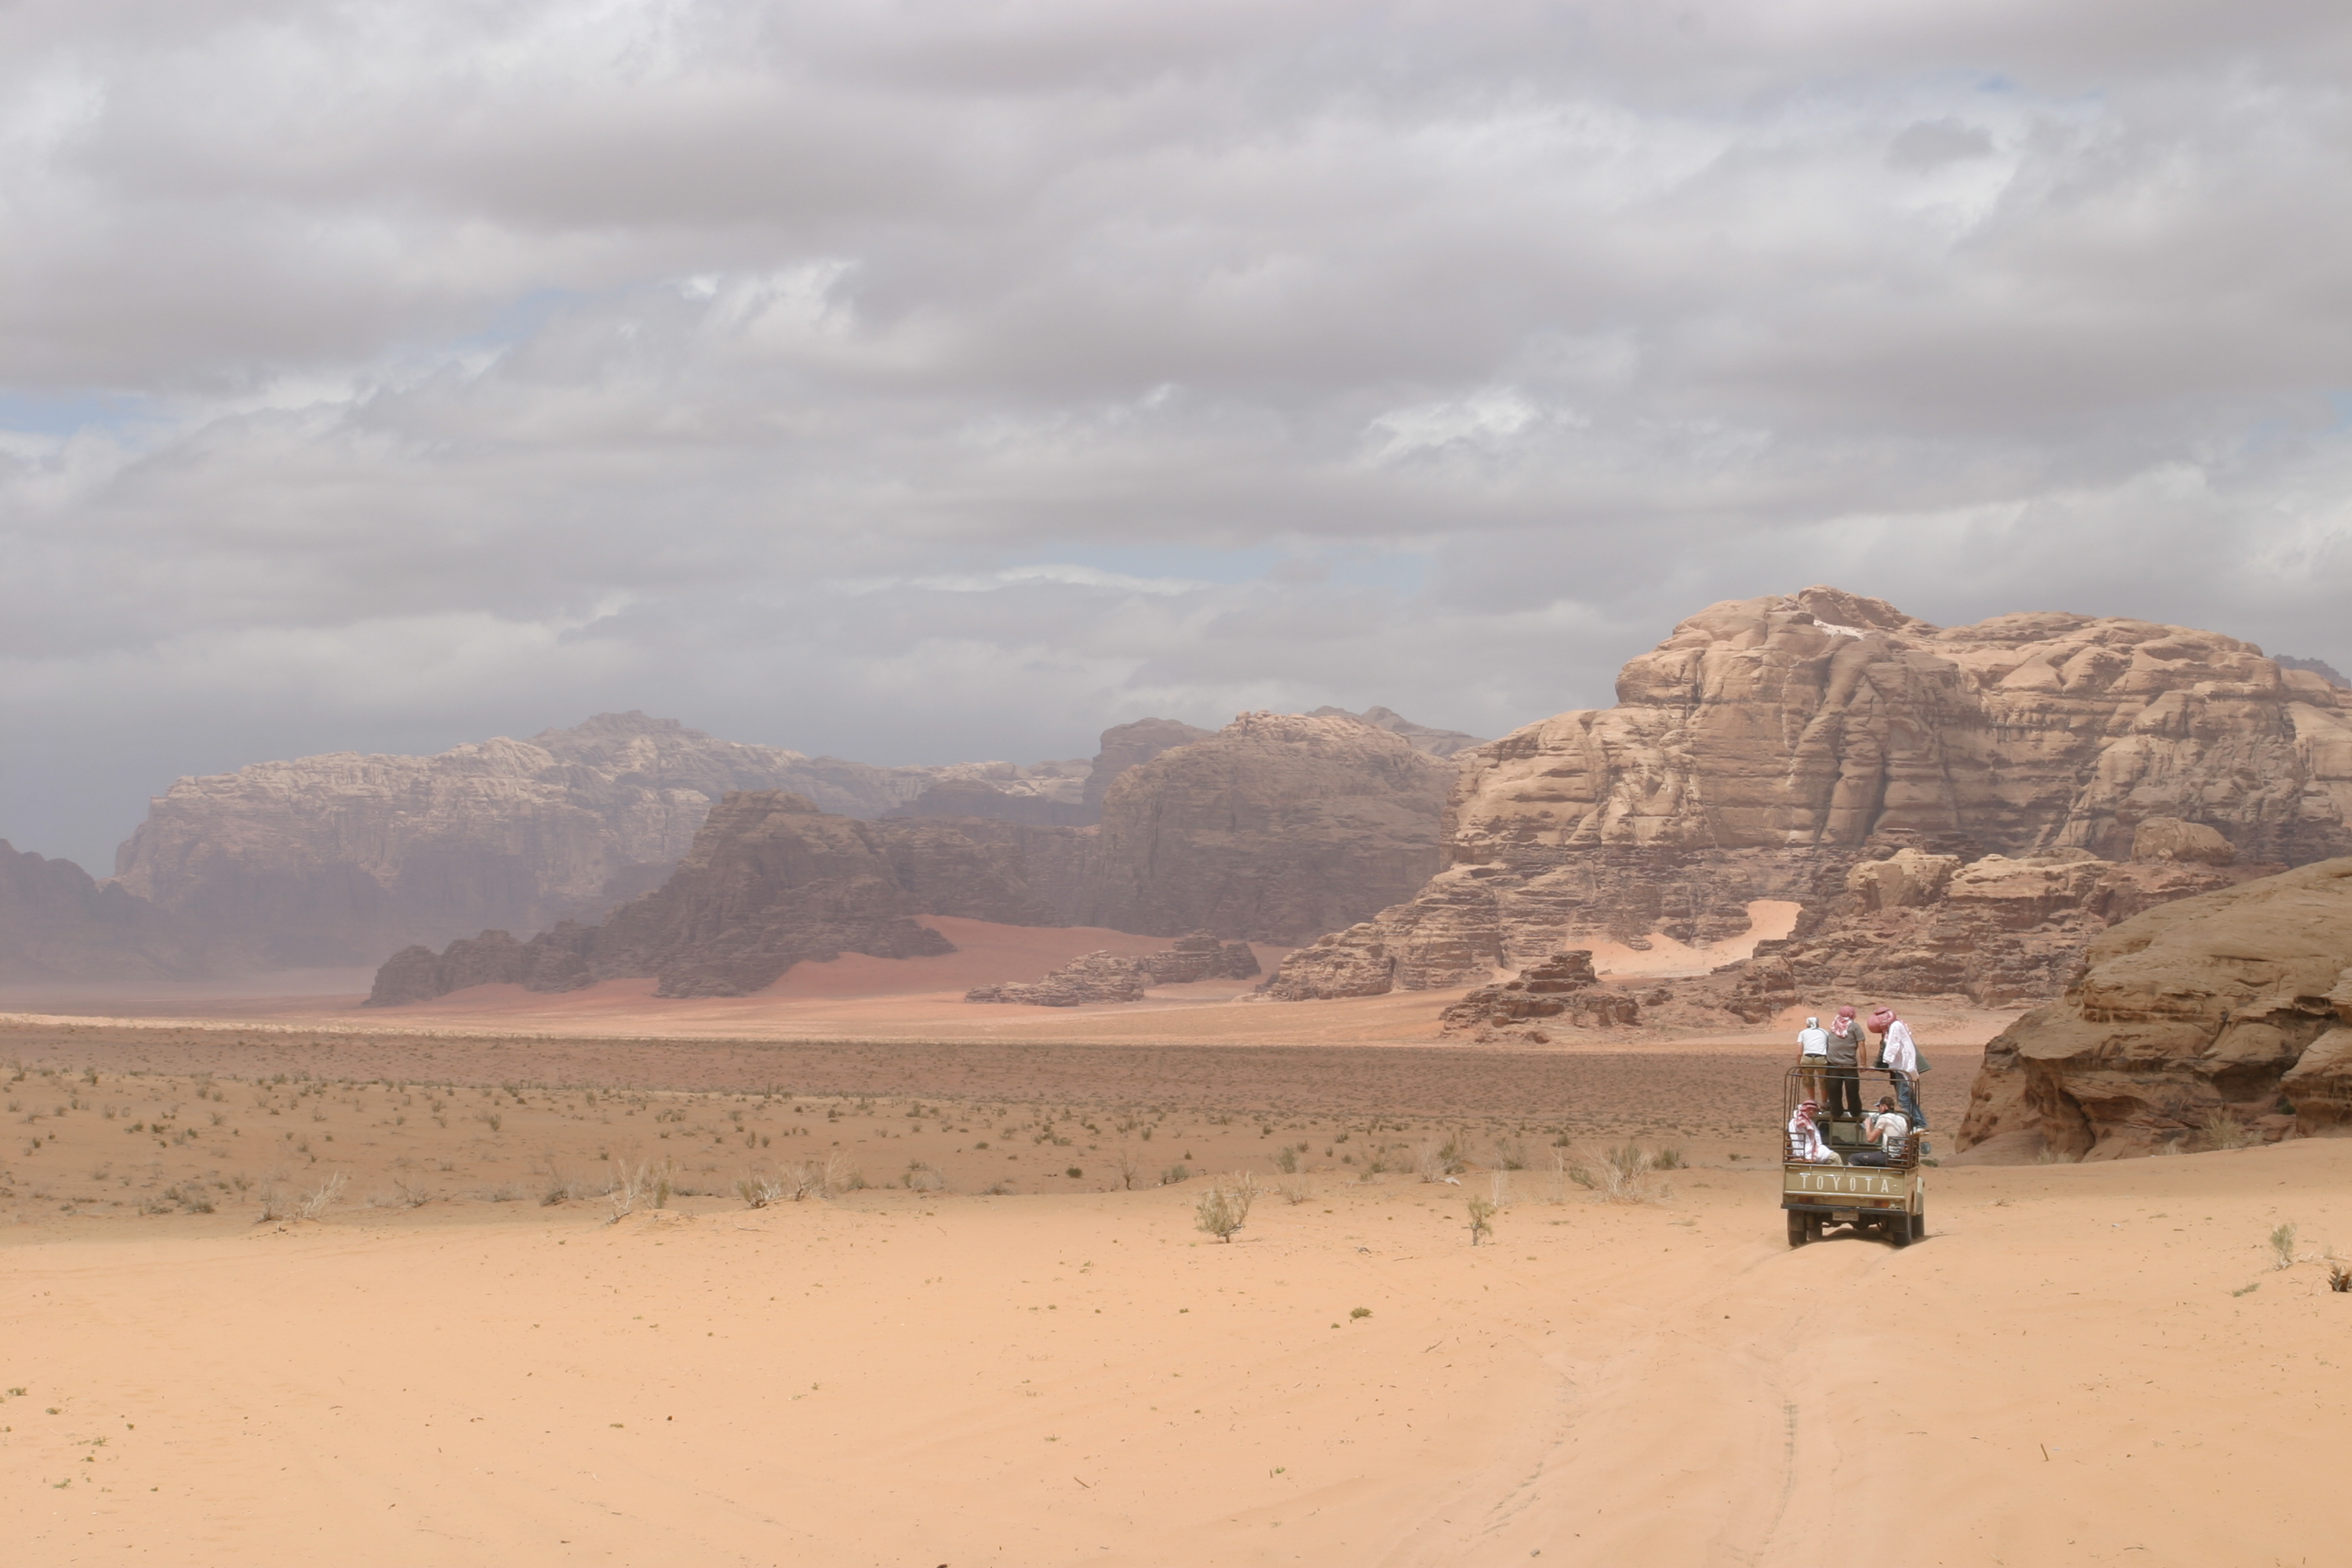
[7,0,2352,869]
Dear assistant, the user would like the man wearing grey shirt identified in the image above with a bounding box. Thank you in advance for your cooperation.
[1824,1004,1866,1121]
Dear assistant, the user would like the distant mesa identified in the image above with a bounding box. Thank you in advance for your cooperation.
[1259,586,2352,1004]
[1306,705,1488,758]
[0,840,217,984]
[2277,655,2350,689]
[965,933,1260,1007]
[363,705,1462,1004]
[104,702,1471,979]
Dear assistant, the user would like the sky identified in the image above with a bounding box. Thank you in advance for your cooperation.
[7,0,2352,871]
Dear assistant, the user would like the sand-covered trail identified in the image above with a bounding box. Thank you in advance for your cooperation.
[7,1142,2348,1567]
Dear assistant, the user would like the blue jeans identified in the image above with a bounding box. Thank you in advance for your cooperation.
[1893,1071,1926,1132]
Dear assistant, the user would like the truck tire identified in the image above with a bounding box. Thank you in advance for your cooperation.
[1910,1212,1926,1243]
[1787,1210,1808,1247]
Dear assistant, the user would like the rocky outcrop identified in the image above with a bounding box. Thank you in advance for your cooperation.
[1707,844,2282,1021]
[1265,586,2352,999]
[114,711,1101,969]
[1439,951,1642,1033]
[964,932,1260,1007]
[1076,712,1453,945]
[366,792,1093,1003]
[1957,858,2352,1160]
[0,841,218,984]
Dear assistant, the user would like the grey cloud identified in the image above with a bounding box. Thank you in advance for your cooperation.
[8,1,2352,867]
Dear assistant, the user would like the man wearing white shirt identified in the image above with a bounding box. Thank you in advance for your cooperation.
[1795,1015,1830,1112]
[1876,1008,1927,1132]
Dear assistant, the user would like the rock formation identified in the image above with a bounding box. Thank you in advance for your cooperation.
[1439,951,1643,1034]
[1076,712,1453,945]
[116,711,1099,969]
[0,841,217,984]
[964,933,1260,1007]
[1956,858,2352,1160]
[1263,586,2352,999]
[367,791,1093,1003]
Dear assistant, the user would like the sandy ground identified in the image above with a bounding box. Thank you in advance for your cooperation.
[5,958,2305,1566]
[4,1078,2347,1567]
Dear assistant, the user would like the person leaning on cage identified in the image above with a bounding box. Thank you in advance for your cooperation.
[1824,1004,1866,1121]
[1795,1015,1830,1109]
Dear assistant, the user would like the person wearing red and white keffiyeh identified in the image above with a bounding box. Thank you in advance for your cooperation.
[1786,1100,1838,1164]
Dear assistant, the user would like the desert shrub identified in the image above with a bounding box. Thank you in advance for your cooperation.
[2201,1111,2250,1151]
[1115,1148,1144,1190]
[1276,1176,1313,1206]
[1160,1163,1191,1186]
[2329,1263,2351,1293]
[1467,1194,1497,1245]
[1274,1146,1299,1174]
[1653,1147,1685,1171]
[2271,1222,2298,1269]
[1194,1171,1259,1242]
[906,1164,946,1192]
[737,1174,785,1208]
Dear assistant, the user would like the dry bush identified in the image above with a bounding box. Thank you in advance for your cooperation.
[1114,1147,1144,1190]
[904,1163,946,1192]
[1194,1171,1259,1242]
[1160,1163,1191,1187]
[1467,1194,1497,1245]
[1276,1176,1313,1206]
[2329,1263,2352,1293]
[294,1173,346,1221]
[2271,1222,2298,1269]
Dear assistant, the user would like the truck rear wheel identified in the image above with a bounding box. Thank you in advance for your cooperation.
[1787,1210,1808,1247]
[1909,1212,1926,1243]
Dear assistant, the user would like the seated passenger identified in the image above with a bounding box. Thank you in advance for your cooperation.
[1786,1100,1840,1164]
[1846,1097,1909,1166]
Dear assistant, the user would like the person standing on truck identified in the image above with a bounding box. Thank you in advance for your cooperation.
[1870,1006,1927,1131]
[1825,1004,1866,1122]
[1795,1015,1830,1109]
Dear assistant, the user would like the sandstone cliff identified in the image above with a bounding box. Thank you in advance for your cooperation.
[368,792,1093,1004]
[1080,719,1216,816]
[1307,707,1488,759]
[1263,587,2352,999]
[1956,858,2352,1161]
[1076,712,1453,946]
[116,712,1096,969]
[0,841,217,984]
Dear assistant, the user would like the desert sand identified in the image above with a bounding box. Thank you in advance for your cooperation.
[2,964,2339,1566]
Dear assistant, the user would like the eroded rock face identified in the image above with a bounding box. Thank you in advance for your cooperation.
[0,841,217,984]
[364,792,1096,1003]
[1306,706,1489,758]
[1957,858,2352,1160]
[964,933,1259,1007]
[1078,712,1452,945]
[1267,586,2352,999]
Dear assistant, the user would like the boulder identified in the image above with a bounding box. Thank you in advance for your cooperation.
[2131,816,2237,865]
[964,932,1259,1007]
[1956,858,2352,1159]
